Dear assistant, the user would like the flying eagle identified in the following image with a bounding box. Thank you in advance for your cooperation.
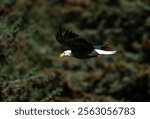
[55,27,116,59]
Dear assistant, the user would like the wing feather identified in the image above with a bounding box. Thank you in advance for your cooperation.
[55,28,94,53]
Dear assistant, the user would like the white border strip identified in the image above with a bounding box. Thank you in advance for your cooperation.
[0,102,149,119]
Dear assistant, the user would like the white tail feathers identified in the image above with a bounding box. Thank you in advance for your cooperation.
[94,49,116,55]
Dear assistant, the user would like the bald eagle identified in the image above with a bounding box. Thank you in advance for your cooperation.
[55,27,116,59]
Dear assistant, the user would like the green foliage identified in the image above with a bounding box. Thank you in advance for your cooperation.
[0,0,150,101]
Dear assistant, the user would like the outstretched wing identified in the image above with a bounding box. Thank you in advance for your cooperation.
[55,27,94,53]
[55,27,79,45]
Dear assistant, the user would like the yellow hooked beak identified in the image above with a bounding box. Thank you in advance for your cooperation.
[60,53,65,58]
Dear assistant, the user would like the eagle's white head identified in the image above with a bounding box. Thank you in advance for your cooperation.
[60,50,72,57]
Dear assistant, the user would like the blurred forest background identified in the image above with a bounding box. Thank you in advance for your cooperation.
[0,0,150,101]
